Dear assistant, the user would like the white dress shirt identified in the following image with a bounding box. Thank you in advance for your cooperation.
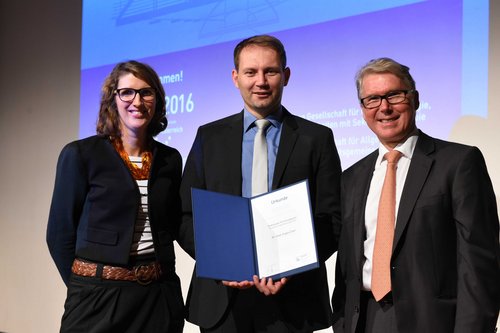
[362,134,419,290]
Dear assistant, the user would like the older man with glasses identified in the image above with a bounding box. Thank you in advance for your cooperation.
[331,57,500,333]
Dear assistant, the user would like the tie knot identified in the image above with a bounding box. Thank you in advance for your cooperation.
[255,119,271,130]
[384,150,402,164]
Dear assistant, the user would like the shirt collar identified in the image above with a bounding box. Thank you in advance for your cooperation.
[376,132,419,165]
[243,107,283,133]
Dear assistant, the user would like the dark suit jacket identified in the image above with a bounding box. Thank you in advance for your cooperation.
[47,135,184,286]
[332,131,500,333]
[179,108,342,331]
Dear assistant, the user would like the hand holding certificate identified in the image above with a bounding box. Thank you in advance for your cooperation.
[191,180,318,282]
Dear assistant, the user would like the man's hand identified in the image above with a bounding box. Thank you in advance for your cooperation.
[222,280,254,289]
[253,275,288,296]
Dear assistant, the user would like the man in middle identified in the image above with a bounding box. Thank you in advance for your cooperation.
[179,34,342,333]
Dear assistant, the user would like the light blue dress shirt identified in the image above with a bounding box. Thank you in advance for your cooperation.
[241,108,283,198]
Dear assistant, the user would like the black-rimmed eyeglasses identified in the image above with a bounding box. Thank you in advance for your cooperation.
[114,88,156,102]
[360,90,413,109]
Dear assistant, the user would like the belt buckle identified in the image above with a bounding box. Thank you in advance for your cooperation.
[134,264,155,285]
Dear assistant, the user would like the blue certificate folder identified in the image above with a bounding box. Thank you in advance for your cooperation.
[191,180,319,281]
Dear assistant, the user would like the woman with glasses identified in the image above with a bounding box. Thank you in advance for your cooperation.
[47,60,188,332]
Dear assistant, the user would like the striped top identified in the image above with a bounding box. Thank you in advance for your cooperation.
[128,156,154,256]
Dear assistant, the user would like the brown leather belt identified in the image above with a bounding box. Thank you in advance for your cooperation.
[71,258,162,285]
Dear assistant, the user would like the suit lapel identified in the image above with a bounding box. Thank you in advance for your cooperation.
[272,109,298,189]
[352,152,378,271]
[225,112,244,195]
[393,131,435,250]
[148,141,168,182]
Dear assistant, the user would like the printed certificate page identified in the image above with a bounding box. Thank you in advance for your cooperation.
[250,180,318,278]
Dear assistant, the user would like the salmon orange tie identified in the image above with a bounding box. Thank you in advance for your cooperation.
[371,150,402,301]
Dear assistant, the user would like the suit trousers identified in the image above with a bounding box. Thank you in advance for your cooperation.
[356,291,398,333]
[201,288,312,333]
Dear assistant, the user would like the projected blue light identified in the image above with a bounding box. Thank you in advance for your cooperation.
[81,0,487,169]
